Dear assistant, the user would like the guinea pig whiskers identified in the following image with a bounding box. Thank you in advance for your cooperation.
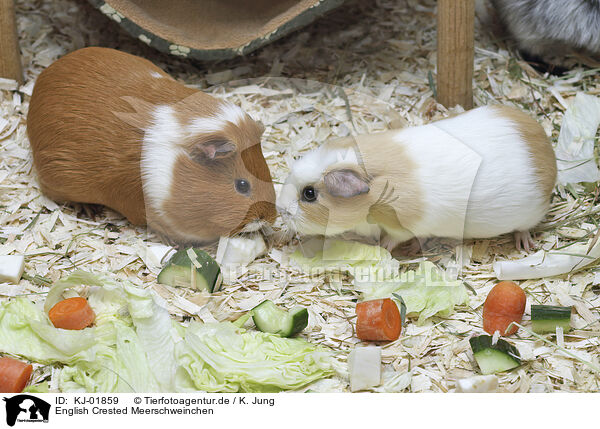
[374,181,399,206]
[240,218,275,235]
[259,223,275,237]
[271,215,299,246]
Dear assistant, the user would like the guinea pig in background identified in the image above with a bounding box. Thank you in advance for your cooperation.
[27,47,277,244]
[491,0,600,57]
[279,105,557,252]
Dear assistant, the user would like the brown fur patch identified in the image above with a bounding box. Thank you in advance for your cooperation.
[355,132,424,233]
[367,203,405,231]
[301,197,331,231]
[492,105,557,197]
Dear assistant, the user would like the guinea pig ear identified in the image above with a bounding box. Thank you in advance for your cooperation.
[324,169,370,198]
[189,138,237,163]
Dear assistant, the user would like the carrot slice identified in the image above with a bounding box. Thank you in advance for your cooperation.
[0,357,33,393]
[48,297,95,330]
[356,298,402,341]
[483,281,526,336]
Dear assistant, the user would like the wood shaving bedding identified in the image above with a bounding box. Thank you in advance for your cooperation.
[1,0,600,392]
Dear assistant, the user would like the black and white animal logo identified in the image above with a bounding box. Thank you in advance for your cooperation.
[3,395,50,426]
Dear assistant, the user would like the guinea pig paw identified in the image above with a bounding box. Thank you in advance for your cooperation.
[76,203,104,221]
[396,237,424,256]
[381,235,402,252]
[514,230,536,253]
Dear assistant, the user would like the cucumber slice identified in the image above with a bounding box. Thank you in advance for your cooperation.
[157,248,222,292]
[470,335,521,374]
[251,300,308,337]
[531,305,571,334]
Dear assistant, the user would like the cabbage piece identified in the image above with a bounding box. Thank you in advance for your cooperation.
[178,321,334,392]
[0,298,97,364]
[216,235,267,267]
[59,317,162,393]
[291,240,468,323]
[216,235,268,282]
[348,346,382,392]
[291,238,400,282]
[0,254,25,284]
[360,261,468,324]
[0,289,165,392]
[122,284,179,392]
[44,270,110,313]
[0,271,334,393]
[554,93,600,185]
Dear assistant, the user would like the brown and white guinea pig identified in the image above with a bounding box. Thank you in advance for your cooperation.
[278,105,557,252]
[27,47,276,244]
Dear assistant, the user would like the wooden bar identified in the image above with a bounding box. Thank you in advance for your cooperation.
[0,0,23,84]
[437,0,475,109]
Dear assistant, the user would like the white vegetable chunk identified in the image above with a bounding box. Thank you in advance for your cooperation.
[493,238,600,280]
[455,375,498,393]
[216,234,266,267]
[147,243,174,266]
[348,346,382,392]
[0,255,25,284]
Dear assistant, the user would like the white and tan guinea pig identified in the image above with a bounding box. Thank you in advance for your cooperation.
[278,105,557,251]
[27,47,276,244]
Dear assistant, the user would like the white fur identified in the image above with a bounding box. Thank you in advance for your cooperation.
[281,106,550,242]
[280,144,360,203]
[278,144,361,234]
[397,106,548,240]
[141,105,180,214]
[219,103,247,126]
[187,103,247,135]
[143,103,245,204]
[141,105,205,241]
[188,117,228,134]
[150,71,164,79]
[241,219,269,233]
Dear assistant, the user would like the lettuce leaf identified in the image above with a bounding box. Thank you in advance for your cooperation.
[360,261,468,323]
[0,298,96,364]
[291,239,400,284]
[122,284,179,392]
[291,240,468,323]
[178,322,333,392]
[0,271,333,393]
[58,317,162,393]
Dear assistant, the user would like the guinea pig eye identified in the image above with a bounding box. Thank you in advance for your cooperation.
[235,179,251,195]
[302,186,317,202]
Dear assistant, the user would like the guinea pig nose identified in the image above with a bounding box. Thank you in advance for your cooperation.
[276,200,298,217]
[279,207,295,218]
